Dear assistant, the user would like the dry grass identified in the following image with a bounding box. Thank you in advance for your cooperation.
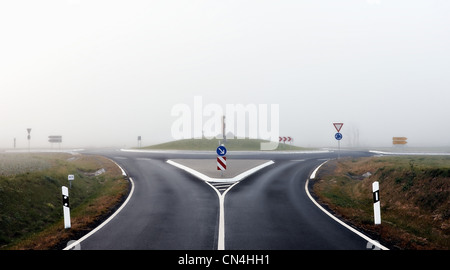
[0,153,56,176]
[0,153,128,250]
[313,156,450,250]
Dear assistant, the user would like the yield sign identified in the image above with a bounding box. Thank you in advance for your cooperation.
[333,123,344,132]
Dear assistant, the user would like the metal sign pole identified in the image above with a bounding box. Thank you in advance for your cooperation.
[68,174,74,188]
[27,128,31,152]
[334,132,343,159]
[338,140,340,159]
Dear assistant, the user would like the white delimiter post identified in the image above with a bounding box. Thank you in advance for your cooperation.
[372,181,381,225]
[62,186,71,229]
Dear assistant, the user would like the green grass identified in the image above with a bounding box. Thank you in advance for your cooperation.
[141,138,312,151]
[0,153,128,249]
[313,156,450,250]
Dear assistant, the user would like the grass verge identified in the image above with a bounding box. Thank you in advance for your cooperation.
[312,156,449,250]
[0,153,129,250]
[141,138,312,151]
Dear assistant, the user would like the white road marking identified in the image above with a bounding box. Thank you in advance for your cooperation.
[166,160,274,183]
[369,150,450,156]
[166,159,274,250]
[113,156,128,160]
[306,160,389,250]
[64,160,135,250]
[309,160,328,179]
[136,157,152,161]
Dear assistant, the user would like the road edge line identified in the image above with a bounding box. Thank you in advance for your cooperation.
[306,160,389,250]
[63,160,135,250]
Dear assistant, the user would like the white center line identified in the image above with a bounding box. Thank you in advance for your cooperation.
[166,159,274,250]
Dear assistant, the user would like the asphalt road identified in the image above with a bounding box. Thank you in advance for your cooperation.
[225,158,367,249]
[70,149,378,250]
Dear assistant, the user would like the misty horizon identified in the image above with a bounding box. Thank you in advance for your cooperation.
[1,1,449,149]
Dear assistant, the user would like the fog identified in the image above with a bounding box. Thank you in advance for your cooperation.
[1,1,449,149]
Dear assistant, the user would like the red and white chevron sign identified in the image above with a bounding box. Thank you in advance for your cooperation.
[217,156,227,171]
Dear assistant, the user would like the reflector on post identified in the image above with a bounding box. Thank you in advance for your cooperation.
[62,186,71,229]
[372,181,381,225]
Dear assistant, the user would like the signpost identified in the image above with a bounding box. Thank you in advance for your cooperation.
[372,181,381,225]
[48,135,62,143]
[278,136,293,147]
[216,145,227,156]
[333,123,343,132]
[62,186,71,229]
[217,156,227,171]
[393,137,407,145]
[68,174,74,188]
[27,128,32,152]
[49,135,62,149]
[333,123,344,159]
[216,145,227,176]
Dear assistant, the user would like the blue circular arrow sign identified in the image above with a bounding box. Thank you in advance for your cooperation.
[335,133,343,140]
[216,145,227,156]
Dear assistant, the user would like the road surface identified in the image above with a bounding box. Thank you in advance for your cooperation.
[67,149,381,250]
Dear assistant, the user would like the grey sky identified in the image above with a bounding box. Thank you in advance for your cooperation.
[1,0,449,149]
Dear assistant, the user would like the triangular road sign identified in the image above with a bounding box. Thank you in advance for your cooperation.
[333,123,344,132]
